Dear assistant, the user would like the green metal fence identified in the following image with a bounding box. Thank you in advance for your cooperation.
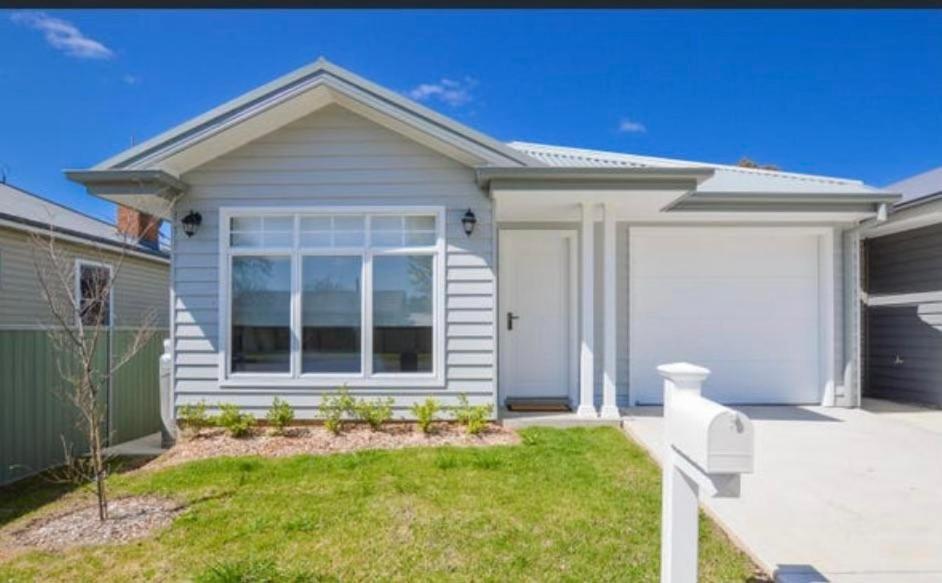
[0,328,168,485]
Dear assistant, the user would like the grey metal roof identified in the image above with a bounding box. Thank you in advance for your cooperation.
[0,182,168,260]
[508,141,887,196]
[886,166,942,207]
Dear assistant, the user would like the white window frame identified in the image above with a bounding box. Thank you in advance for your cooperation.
[74,259,114,328]
[218,206,446,388]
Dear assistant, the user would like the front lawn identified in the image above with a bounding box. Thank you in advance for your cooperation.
[0,427,760,581]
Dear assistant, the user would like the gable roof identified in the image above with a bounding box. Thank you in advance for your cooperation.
[886,166,942,208]
[0,183,168,261]
[68,57,895,218]
[508,141,885,196]
[93,58,538,174]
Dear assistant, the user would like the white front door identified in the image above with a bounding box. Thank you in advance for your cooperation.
[498,229,576,404]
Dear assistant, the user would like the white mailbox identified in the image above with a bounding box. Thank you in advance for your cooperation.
[657,362,755,583]
[666,392,753,475]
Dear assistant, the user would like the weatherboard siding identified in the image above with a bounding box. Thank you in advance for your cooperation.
[864,222,942,406]
[0,226,169,328]
[172,104,496,417]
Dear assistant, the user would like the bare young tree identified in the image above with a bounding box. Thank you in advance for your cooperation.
[29,209,164,521]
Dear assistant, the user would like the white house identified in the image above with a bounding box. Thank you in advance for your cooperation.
[67,59,899,420]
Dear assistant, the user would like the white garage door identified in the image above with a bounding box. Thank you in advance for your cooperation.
[629,227,825,405]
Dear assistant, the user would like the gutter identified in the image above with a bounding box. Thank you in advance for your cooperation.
[855,190,941,237]
[65,169,186,218]
[891,190,942,212]
[65,169,188,195]
[664,190,901,213]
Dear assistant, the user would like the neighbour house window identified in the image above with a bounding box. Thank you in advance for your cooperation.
[77,261,112,327]
[224,209,443,382]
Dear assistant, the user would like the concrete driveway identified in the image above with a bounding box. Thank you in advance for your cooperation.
[623,402,942,582]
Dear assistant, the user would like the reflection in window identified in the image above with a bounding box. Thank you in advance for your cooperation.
[302,256,362,373]
[231,256,291,373]
[78,264,111,326]
[372,255,433,373]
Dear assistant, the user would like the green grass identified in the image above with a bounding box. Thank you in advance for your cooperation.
[0,428,760,582]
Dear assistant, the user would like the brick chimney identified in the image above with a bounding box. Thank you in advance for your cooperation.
[117,206,161,250]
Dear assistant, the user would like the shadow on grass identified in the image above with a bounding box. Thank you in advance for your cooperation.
[0,455,156,529]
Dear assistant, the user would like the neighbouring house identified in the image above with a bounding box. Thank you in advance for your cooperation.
[0,182,170,484]
[67,59,898,423]
[859,166,942,407]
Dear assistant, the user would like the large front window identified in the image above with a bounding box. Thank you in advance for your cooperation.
[223,209,443,383]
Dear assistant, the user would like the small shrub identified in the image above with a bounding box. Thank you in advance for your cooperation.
[319,387,355,435]
[178,400,213,435]
[354,397,393,431]
[411,398,440,435]
[266,397,295,436]
[217,403,256,438]
[450,394,494,436]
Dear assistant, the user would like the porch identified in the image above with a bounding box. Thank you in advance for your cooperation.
[483,167,870,418]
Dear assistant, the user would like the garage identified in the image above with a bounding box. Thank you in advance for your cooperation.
[629,227,831,405]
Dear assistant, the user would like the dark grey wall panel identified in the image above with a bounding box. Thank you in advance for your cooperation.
[866,223,942,294]
[864,304,942,406]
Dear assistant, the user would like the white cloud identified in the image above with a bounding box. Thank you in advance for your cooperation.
[617,118,647,134]
[11,11,114,60]
[123,74,140,86]
[407,77,477,107]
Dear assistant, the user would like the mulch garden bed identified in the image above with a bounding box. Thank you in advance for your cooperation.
[147,422,520,471]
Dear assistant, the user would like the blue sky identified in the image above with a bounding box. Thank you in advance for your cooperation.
[1,9,940,223]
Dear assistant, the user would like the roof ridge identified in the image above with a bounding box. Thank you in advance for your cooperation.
[508,141,866,186]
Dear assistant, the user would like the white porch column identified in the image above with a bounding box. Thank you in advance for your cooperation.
[600,202,620,419]
[578,202,598,417]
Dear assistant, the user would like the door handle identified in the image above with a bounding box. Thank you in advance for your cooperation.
[507,311,520,331]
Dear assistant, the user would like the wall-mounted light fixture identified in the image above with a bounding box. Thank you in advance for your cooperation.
[461,208,477,237]
[181,210,202,238]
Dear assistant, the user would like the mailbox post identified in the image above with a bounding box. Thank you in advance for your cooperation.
[658,363,754,583]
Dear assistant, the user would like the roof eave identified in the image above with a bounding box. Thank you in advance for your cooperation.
[892,190,942,211]
[65,169,187,218]
[664,190,901,213]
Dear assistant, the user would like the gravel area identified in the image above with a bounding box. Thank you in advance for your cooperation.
[7,496,183,551]
[149,423,519,470]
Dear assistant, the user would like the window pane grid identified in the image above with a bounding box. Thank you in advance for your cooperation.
[300,215,365,248]
[370,215,437,248]
[231,215,294,248]
[227,210,440,380]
